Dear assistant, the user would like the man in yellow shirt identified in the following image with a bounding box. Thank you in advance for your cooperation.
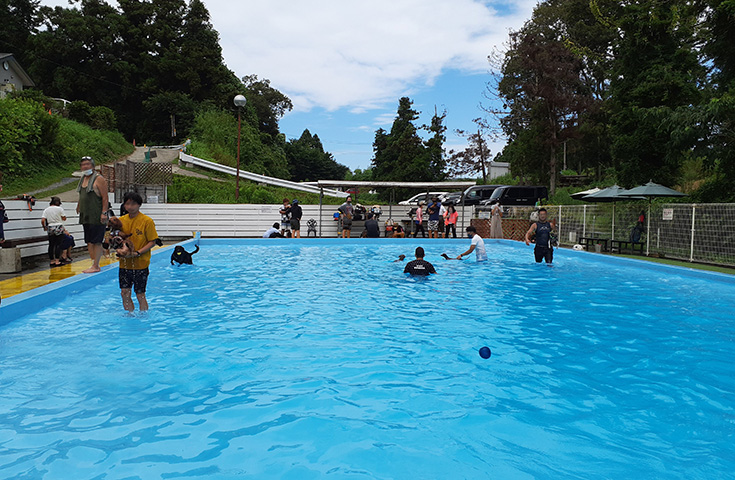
[116,192,158,312]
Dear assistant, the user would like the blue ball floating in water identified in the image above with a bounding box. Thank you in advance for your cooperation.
[479,346,492,359]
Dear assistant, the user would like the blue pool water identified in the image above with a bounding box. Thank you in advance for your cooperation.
[1,239,734,479]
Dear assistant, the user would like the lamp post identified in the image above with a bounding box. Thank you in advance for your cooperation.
[233,94,247,201]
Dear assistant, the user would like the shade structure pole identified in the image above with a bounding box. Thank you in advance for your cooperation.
[319,187,323,238]
[646,199,651,256]
[389,189,394,226]
[582,205,587,238]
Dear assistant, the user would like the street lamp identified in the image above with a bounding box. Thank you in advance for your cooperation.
[233,94,247,201]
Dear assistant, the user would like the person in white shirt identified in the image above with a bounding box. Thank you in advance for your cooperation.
[41,197,68,267]
[263,222,283,238]
[456,226,487,262]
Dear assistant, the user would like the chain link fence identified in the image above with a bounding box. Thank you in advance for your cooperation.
[498,203,735,267]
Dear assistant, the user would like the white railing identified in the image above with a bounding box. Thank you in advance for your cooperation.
[178,153,349,198]
[0,200,474,259]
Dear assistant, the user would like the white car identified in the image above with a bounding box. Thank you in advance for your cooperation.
[398,192,449,206]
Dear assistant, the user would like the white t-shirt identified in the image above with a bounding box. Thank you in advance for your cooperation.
[471,234,487,261]
[42,205,66,226]
[263,227,279,238]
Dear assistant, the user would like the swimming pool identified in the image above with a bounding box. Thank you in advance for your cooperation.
[1,239,733,479]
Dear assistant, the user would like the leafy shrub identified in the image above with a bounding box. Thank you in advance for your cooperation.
[89,106,117,130]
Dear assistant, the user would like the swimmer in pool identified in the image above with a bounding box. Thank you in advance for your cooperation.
[403,247,437,276]
[171,245,200,265]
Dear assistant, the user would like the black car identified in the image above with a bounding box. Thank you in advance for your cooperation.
[453,185,504,206]
[481,185,549,206]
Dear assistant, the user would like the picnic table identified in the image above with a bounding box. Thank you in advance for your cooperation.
[579,237,609,253]
[609,240,645,255]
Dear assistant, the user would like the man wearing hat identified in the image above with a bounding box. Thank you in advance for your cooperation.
[290,199,303,238]
[76,156,109,273]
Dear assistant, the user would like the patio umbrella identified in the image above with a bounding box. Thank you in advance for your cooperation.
[582,185,644,239]
[619,180,687,255]
[570,187,601,200]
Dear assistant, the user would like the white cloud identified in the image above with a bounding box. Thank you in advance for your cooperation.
[373,112,397,127]
[211,0,535,113]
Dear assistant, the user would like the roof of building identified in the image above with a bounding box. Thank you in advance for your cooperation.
[0,53,36,87]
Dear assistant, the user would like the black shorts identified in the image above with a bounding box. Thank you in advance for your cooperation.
[83,224,106,244]
[119,268,150,294]
[291,218,301,230]
[534,246,553,264]
[342,218,352,230]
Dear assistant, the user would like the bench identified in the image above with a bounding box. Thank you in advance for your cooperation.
[580,237,609,252]
[609,240,645,255]
[1,236,49,248]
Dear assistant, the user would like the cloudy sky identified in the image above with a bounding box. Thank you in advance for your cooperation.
[41,0,536,171]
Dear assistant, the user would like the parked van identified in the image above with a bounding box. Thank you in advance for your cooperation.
[483,185,549,206]
[457,185,504,206]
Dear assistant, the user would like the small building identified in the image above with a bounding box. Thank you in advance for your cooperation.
[0,53,35,99]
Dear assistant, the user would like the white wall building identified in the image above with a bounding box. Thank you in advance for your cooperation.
[0,53,35,99]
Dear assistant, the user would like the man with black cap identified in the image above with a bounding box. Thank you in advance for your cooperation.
[290,199,303,238]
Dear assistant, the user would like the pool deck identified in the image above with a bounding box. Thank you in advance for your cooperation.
[0,246,167,300]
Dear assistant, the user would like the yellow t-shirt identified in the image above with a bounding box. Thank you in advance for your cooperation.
[118,212,158,270]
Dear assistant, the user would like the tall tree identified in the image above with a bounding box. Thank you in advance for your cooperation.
[0,0,40,64]
[423,107,447,181]
[241,74,293,138]
[607,0,705,187]
[497,28,592,195]
[371,97,445,182]
[285,129,349,182]
[447,118,493,181]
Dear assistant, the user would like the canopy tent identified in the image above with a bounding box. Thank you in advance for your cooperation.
[570,187,601,200]
[315,180,477,237]
[619,181,686,255]
[582,185,644,240]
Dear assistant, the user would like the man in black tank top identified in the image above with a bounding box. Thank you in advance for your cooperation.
[524,208,556,264]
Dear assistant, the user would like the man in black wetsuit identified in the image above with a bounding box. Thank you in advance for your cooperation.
[524,208,556,264]
[403,247,437,276]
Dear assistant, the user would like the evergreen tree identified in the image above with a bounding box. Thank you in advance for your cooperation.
[285,129,349,182]
[370,97,445,182]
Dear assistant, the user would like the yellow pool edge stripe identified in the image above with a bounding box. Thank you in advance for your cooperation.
[0,246,167,299]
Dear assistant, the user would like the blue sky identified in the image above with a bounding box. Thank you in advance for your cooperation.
[279,70,498,172]
[39,0,537,172]
[211,0,538,172]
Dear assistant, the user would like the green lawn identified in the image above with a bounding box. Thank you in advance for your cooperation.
[614,253,735,275]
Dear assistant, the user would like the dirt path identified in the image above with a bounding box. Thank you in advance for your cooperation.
[43,147,223,203]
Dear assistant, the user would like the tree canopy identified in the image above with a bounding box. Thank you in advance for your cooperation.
[491,0,735,201]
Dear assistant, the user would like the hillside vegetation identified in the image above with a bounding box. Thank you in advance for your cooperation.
[0,96,133,195]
